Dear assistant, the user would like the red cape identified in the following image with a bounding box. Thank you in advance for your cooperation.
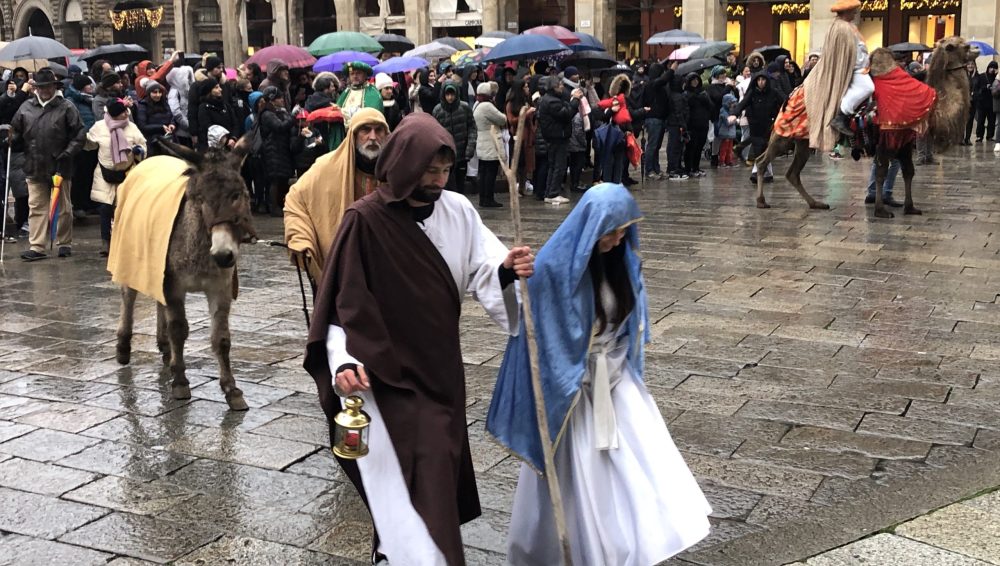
[873,67,937,130]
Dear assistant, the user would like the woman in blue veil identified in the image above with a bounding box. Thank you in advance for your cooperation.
[487,183,711,565]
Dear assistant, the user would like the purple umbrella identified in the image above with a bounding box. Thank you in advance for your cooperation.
[313,51,380,73]
[373,56,430,74]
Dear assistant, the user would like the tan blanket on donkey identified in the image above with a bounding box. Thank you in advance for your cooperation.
[107,156,190,305]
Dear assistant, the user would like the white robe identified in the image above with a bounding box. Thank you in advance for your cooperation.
[507,283,712,566]
[326,191,520,565]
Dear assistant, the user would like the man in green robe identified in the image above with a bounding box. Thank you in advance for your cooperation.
[337,61,384,129]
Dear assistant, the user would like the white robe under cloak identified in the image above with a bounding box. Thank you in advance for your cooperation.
[507,282,712,566]
[326,190,520,565]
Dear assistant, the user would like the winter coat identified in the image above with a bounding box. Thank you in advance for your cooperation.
[0,83,28,125]
[188,74,231,142]
[305,91,336,112]
[290,127,328,174]
[537,91,579,141]
[736,73,783,139]
[258,107,296,181]
[684,73,714,132]
[706,79,729,123]
[642,64,673,120]
[417,70,440,114]
[773,56,794,98]
[10,94,85,180]
[64,85,96,129]
[991,77,1000,114]
[974,64,997,111]
[716,93,738,139]
[382,99,404,131]
[84,117,146,205]
[569,112,588,152]
[136,97,175,142]
[474,99,508,161]
[258,60,291,107]
[133,59,175,99]
[665,77,689,128]
[197,96,237,151]
[597,74,635,127]
[432,83,475,161]
[166,67,194,138]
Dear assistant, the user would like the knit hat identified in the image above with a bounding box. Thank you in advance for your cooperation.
[374,72,395,90]
[711,65,728,78]
[563,65,579,78]
[343,61,373,75]
[205,56,224,72]
[105,98,127,118]
[145,80,165,94]
[72,74,91,91]
[100,73,122,90]
[476,82,493,96]
[766,62,782,74]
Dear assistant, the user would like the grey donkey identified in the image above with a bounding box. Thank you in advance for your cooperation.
[115,138,258,411]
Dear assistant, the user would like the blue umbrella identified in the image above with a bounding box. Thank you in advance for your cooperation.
[970,40,998,56]
[571,32,606,52]
[313,50,379,73]
[483,34,569,63]
[373,56,430,74]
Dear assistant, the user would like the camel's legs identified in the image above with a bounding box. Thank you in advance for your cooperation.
[115,287,138,365]
[786,139,829,209]
[163,286,191,400]
[207,285,247,411]
[156,303,169,364]
[899,143,921,215]
[754,135,782,208]
[874,147,894,218]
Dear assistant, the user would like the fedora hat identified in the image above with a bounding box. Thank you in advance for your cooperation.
[32,68,59,86]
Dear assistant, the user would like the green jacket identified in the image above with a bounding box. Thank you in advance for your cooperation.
[336,85,384,114]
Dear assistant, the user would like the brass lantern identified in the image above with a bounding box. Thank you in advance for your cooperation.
[333,396,371,459]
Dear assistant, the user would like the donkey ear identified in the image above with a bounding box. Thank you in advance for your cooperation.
[155,138,204,167]
[230,134,252,168]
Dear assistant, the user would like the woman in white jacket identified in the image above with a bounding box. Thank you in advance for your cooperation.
[166,66,195,147]
[473,81,508,208]
[86,98,147,256]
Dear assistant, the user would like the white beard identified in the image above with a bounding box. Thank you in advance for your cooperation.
[358,145,381,161]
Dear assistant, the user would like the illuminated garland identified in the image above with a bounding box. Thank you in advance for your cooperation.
[109,6,164,31]
[673,6,682,17]
[861,0,889,10]
[771,3,809,15]
[900,0,960,9]
[727,5,745,16]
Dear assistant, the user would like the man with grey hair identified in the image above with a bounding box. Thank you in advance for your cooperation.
[536,75,582,204]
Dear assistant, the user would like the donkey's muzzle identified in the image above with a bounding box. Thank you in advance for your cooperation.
[213,251,235,268]
[210,225,240,269]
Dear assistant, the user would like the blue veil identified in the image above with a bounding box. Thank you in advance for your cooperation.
[486,183,650,472]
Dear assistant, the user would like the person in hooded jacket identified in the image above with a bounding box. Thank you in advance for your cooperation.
[196,78,237,151]
[706,65,731,168]
[188,56,227,147]
[772,55,794,96]
[745,52,766,76]
[432,80,476,192]
[242,90,270,213]
[460,65,484,105]
[0,79,29,126]
[415,68,441,114]
[641,62,673,179]
[166,66,195,146]
[136,81,176,154]
[306,72,339,111]
[974,61,998,142]
[683,72,713,177]
[376,73,404,131]
[736,71,782,183]
[258,60,292,107]
[258,86,296,216]
[665,75,689,180]
[133,54,179,99]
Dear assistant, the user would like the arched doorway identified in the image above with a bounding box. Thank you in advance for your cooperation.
[111,0,159,57]
[303,0,336,45]
[25,8,54,38]
[62,0,84,49]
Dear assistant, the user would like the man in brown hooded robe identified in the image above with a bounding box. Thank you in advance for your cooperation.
[304,113,534,566]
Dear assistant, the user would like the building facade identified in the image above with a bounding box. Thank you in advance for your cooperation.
[0,0,993,72]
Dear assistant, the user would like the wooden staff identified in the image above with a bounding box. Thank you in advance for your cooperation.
[491,109,573,566]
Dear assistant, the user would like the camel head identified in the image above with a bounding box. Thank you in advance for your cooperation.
[869,48,898,78]
[157,137,257,269]
[923,36,973,152]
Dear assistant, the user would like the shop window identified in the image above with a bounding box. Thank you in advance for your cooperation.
[727,20,741,54]
[779,19,809,64]
[859,17,883,52]
[908,14,955,45]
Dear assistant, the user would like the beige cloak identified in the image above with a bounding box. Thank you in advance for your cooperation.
[803,19,860,151]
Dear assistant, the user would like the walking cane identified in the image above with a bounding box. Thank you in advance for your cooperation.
[492,116,573,566]
[0,126,13,263]
[254,239,311,328]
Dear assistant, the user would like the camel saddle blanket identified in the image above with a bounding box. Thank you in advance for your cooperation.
[774,87,810,140]
[873,66,936,131]
[107,156,190,306]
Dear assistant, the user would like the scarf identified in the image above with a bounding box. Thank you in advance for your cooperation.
[105,112,131,166]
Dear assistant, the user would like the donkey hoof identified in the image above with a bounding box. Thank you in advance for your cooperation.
[226,391,249,411]
[905,207,922,215]
[810,201,830,210]
[874,208,894,219]
[116,348,131,365]
[172,384,192,400]
[756,198,771,209]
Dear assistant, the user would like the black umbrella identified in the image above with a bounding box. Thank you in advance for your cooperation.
[80,44,149,66]
[676,57,719,76]
[689,41,735,61]
[436,37,472,51]
[46,61,69,78]
[888,41,932,53]
[562,50,617,71]
[647,29,706,46]
[375,33,414,54]
[753,45,791,62]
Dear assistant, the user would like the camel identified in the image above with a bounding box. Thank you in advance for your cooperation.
[752,36,973,213]
[113,138,257,411]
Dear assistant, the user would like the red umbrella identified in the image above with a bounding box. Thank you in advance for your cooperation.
[246,44,317,69]
[523,25,581,46]
[307,106,344,124]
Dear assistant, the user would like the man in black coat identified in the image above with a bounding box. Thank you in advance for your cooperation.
[683,72,714,177]
[974,61,998,142]
[536,76,581,203]
[642,62,673,178]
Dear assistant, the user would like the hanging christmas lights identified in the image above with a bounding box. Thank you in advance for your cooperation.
[109,6,164,31]
[771,3,810,15]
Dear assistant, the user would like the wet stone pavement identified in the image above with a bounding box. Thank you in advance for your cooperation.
[1,146,999,565]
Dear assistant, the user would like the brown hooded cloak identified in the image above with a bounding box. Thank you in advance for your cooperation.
[304,113,482,565]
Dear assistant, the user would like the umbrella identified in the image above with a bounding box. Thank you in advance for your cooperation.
[307,106,344,124]
[309,31,383,56]
[452,48,490,67]
[571,32,605,52]
[561,50,616,71]
[80,43,148,66]
[313,50,379,73]
[404,42,458,59]
[483,34,569,63]
[667,45,698,61]
[0,36,71,71]
[888,42,932,53]
[676,57,719,76]
[969,40,998,56]
[689,41,734,61]
[373,56,430,74]
[524,25,581,46]
[476,31,514,48]
[647,29,706,46]
[48,174,63,250]
[247,44,316,69]
[375,33,414,54]
[435,37,472,51]
[46,61,68,78]
[753,45,791,62]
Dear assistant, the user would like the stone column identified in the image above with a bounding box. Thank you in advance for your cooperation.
[576,0,615,55]
[173,0,187,51]
[809,0,836,54]
[334,0,358,31]
[271,0,290,43]
[681,0,727,41]
[482,0,498,32]
[403,0,429,44]
[500,0,518,34]
[219,0,243,66]
[962,0,1000,70]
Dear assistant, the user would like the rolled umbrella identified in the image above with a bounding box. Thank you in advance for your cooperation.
[969,40,998,56]
[404,41,458,59]
[753,45,791,62]
[247,44,317,69]
[435,37,472,51]
[375,33,414,54]
[523,25,581,46]
[647,29,706,46]
[374,56,430,74]
[888,42,932,53]
[313,50,379,73]
[561,50,616,71]
[689,40,734,61]
[570,32,605,52]
[667,45,698,61]
[309,31,383,56]
[80,43,149,66]
[676,57,719,76]
[0,36,71,71]
[483,34,569,63]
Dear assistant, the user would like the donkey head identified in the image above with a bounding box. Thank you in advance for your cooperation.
[157,137,257,269]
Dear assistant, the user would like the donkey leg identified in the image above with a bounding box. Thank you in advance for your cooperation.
[754,137,777,209]
[156,303,170,365]
[207,289,247,411]
[873,149,894,219]
[163,290,191,400]
[786,140,829,209]
[899,144,921,215]
[116,287,138,365]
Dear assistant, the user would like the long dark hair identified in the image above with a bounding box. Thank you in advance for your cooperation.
[508,79,529,113]
[588,240,635,335]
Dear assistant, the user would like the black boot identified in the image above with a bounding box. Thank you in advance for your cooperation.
[829,112,854,137]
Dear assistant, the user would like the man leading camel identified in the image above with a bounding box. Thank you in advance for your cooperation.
[805,0,874,149]
[284,108,389,284]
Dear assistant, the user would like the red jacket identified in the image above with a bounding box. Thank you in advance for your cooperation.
[597,93,633,126]
[134,59,176,99]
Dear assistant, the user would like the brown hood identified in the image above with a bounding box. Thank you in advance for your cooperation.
[375,113,456,203]
[609,73,631,96]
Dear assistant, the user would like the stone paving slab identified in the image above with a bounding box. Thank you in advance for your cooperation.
[58,512,222,564]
